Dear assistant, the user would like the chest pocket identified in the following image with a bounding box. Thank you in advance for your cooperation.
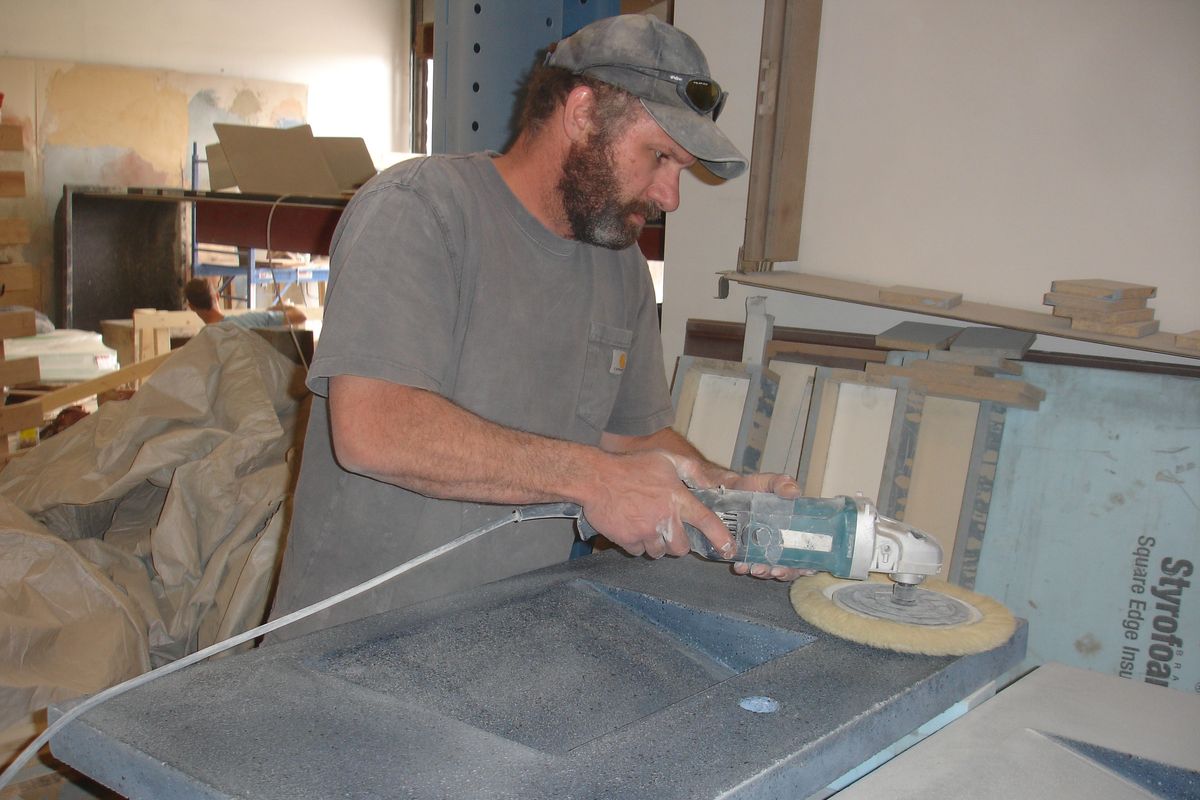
[576,321,633,431]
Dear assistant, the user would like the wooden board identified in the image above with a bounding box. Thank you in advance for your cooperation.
[1042,291,1148,313]
[0,122,21,151]
[0,218,30,245]
[1050,305,1155,323]
[0,400,43,437]
[761,360,817,476]
[878,284,963,309]
[902,396,980,578]
[1049,278,1156,300]
[927,349,1022,375]
[0,171,25,198]
[1177,330,1200,352]
[0,309,36,340]
[0,264,37,292]
[875,321,964,352]
[0,357,40,387]
[866,363,1043,409]
[1069,317,1159,338]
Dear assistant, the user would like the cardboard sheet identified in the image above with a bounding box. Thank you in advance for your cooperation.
[0,325,307,739]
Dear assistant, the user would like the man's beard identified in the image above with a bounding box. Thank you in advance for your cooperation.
[558,139,662,250]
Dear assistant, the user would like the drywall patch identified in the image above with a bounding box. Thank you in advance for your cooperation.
[42,63,188,176]
[230,89,263,120]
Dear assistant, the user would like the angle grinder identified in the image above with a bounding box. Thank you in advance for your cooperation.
[578,487,1015,656]
[580,487,942,598]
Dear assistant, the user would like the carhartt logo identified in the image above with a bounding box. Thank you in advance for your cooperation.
[610,350,627,374]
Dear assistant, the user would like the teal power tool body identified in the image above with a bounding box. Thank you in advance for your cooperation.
[578,488,943,596]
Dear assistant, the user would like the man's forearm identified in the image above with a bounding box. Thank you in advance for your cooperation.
[327,374,741,560]
[330,375,604,506]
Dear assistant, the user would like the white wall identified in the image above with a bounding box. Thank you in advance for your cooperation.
[665,0,1200,371]
[0,0,408,157]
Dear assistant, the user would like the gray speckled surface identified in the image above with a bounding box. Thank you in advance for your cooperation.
[51,551,1027,799]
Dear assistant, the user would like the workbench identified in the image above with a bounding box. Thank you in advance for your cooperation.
[49,550,1026,799]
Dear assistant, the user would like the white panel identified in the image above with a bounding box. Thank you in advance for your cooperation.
[819,382,896,500]
[761,361,817,475]
[904,396,979,564]
[687,373,749,468]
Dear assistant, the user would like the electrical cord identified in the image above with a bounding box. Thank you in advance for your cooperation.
[0,502,583,790]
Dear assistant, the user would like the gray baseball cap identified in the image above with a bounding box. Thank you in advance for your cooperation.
[547,14,748,180]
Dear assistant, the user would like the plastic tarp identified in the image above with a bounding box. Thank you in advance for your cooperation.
[0,325,307,739]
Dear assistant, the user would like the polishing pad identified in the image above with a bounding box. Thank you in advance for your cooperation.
[790,573,1017,656]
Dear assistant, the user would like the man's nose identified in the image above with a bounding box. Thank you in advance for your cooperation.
[645,168,682,213]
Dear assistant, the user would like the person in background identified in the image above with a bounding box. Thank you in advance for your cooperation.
[183,278,306,328]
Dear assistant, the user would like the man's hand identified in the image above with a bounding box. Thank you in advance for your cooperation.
[580,450,736,560]
[722,471,816,582]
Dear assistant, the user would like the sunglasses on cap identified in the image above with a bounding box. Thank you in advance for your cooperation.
[585,63,728,121]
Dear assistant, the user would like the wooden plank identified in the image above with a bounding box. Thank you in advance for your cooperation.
[718,270,1200,361]
[902,396,980,578]
[1042,291,1148,313]
[1049,278,1156,300]
[949,326,1037,359]
[0,310,36,340]
[1050,305,1155,323]
[0,357,39,387]
[1069,317,1159,338]
[875,321,964,352]
[0,401,43,437]
[927,349,1023,375]
[0,264,37,292]
[739,0,824,271]
[1177,330,1200,352]
[865,364,1042,409]
[0,122,21,151]
[895,357,988,378]
[761,360,816,476]
[878,284,962,309]
[0,171,25,198]
[767,340,888,370]
[0,218,30,245]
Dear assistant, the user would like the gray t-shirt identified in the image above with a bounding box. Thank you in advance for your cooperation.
[270,153,673,637]
[219,310,285,329]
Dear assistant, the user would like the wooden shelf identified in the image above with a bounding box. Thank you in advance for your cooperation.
[718,270,1200,361]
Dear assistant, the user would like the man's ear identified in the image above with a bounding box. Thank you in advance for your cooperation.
[562,85,597,144]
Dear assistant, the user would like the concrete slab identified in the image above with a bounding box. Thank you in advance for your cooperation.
[50,551,1026,799]
[835,662,1200,798]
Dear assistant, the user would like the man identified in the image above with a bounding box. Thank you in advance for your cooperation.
[269,14,802,639]
[183,277,307,327]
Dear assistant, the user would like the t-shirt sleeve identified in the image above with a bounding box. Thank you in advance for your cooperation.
[604,263,674,437]
[306,182,461,398]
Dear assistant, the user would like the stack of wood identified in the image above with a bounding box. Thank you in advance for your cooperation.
[1042,279,1158,338]
[871,322,1044,410]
